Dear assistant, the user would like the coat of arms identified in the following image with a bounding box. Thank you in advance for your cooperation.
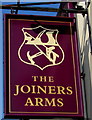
[18,25,65,70]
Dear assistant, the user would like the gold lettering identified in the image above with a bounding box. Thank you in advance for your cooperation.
[49,76,54,82]
[35,98,44,106]
[37,86,47,94]
[66,86,73,95]
[21,85,30,94]
[57,86,66,94]
[40,76,46,82]
[48,86,56,94]
[32,76,54,82]
[14,85,20,96]
[25,97,34,106]
[24,97,64,107]
[31,85,36,94]
[32,76,38,82]
[45,98,56,107]
[57,98,64,107]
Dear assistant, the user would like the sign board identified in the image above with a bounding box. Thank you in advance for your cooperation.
[4,14,83,117]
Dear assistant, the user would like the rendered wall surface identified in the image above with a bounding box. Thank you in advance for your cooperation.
[88,0,92,119]
[76,1,92,119]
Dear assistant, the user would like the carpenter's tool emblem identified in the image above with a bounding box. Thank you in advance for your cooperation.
[18,26,65,70]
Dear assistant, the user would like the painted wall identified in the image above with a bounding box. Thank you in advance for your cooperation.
[76,1,92,119]
[88,1,92,119]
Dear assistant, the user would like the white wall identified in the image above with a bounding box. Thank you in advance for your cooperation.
[76,1,92,119]
[88,0,92,119]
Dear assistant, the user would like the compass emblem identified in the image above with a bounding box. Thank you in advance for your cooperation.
[18,25,65,70]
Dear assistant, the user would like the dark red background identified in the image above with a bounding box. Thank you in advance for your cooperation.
[4,14,83,117]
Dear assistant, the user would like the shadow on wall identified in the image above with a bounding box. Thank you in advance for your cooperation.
[77,14,91,119]
[82,38,91,119]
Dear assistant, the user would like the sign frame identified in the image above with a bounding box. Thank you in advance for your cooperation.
[4,14,84,118]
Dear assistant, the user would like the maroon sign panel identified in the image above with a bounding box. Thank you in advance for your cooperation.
[4,14,83,117]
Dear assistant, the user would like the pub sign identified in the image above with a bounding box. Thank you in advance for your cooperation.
[4,14,83,117]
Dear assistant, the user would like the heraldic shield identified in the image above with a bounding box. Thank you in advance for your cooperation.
[18,26,65,70]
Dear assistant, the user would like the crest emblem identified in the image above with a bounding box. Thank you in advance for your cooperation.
[18,26,65,70]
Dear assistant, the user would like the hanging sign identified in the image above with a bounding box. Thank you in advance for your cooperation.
[4,14,83,117]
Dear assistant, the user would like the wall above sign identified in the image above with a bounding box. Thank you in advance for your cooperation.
[4,14,84,118]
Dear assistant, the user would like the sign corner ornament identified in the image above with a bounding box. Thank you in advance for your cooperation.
[4,14,84,118]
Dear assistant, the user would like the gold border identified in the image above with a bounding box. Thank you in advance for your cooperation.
[8,18,79,114]
[70,22,78,114]
[10,18,71,24]
[8,19,11,113]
